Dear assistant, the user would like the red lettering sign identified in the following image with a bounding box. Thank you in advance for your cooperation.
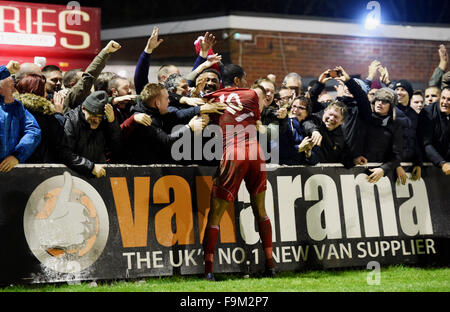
[0,1,101,70]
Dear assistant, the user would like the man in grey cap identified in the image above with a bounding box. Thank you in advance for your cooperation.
[64,90,122,178]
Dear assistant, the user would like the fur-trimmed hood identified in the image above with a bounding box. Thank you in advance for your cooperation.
[14,92,56,115]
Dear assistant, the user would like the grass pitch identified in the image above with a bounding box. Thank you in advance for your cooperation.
[1,265,449,292]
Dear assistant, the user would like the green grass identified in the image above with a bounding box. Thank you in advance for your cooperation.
[1,265,449,292]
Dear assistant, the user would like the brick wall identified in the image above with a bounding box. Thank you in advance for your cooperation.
[104,28,448,89]
[230,29,447,88]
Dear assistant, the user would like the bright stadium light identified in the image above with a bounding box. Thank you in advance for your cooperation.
[365,1,381,30]
[365,16,380,30]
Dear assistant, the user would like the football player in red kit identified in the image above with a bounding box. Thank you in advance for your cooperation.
[202,64,275,281]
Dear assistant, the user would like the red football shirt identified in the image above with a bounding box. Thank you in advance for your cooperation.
[205,87,261,150]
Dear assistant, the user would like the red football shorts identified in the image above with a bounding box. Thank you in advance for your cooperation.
[212,143,267,202]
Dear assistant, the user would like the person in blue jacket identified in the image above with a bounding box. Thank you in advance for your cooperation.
[0,63,41,172]
[279,96,320,165]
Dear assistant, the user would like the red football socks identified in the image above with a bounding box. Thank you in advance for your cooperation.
[203,225,220,275]
[258,216,274,268]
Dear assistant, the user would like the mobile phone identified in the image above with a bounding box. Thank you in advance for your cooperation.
[329,70,342,78]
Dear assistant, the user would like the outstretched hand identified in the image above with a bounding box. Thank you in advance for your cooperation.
[200,32,217,57]
[6,60,20,75]
[145,27,164,54]
[104,40,121,53]
[367,60,381,80]
[334,66,351,82]
[318,70,333,84]
[439,44,448,71]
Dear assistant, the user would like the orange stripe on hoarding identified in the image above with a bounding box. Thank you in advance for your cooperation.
[154,176,195,247]
[110,177,150,248]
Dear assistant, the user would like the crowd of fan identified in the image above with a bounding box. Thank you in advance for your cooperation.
[0,28,449,183]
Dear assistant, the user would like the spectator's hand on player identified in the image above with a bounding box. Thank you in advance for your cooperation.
[200,100,228,114]
[180,97,206,107]
[189,115,207,132]
[134,113,152,126]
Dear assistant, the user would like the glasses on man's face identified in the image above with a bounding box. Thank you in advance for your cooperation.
[292,105,307,111]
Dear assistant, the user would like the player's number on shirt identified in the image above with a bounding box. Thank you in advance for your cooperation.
[219,93,254,123]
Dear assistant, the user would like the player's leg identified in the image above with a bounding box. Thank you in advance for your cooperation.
[203,196,231,280]
[250,191,275,275]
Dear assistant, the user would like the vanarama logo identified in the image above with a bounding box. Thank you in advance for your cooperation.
[24,171,109,274]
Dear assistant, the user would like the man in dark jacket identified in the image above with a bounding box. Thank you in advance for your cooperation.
[393,79,423,183]
[419,87,450,175]
[362,88,404,183]
[64,91,122,178]
[304,67,372,167]
[126,83,216,165]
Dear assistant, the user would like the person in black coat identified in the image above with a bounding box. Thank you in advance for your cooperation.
[14,74,67,161]
[418,86,450,175]
[304,66,372,168]
[64,91,123,178]
[392,79,423,183]
[361,88,403,183]
[126,83,217,165]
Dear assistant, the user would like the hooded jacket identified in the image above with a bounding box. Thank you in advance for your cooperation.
[0,96,41,163]
[362,88,404,176]
[15,92,75,165]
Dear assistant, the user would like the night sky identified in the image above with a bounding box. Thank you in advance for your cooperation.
[10,0,450,28]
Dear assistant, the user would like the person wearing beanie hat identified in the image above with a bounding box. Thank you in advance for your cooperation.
[392,79,424,184]
[0,63,41,172]
[359,87,403,184]
[393,79,413,106]
[64,90,122,178]
[82,90,109,115]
